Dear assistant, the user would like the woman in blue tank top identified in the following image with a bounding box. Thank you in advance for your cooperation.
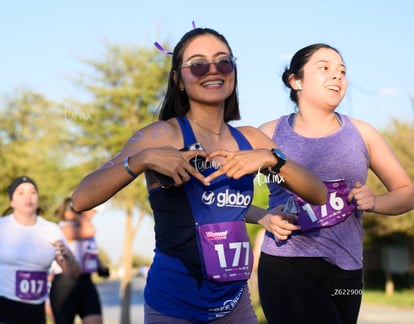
[71,27,327,323]
[257,43,414,324]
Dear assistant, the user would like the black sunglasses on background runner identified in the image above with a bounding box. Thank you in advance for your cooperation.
[180,56,236,77]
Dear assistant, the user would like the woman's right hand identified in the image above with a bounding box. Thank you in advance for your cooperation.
[258,205,301,241]
[138,146,210,187]
[53,240,81,277]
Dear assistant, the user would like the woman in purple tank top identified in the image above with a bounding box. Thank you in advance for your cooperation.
[256,43,414,324]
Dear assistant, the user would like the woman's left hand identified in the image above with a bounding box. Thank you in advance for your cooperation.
[205,149,273,182]
[53,240,81,276]
[348,181,376,212]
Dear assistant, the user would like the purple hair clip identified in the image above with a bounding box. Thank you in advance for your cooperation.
[154,21,197,55]
[153,42,173,55]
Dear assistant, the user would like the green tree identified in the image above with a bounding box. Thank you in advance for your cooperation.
[247,179,269,323]
[364,119,414,239]
[363,119,414,294]
[132,254,152,269]
[0,89,79,218]
[71,42,170,323]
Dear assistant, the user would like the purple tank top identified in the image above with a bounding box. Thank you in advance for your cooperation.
[262,113,369,270]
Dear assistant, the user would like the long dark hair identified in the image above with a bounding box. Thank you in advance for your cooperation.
[158,28,240,122]
[54,197,72,221]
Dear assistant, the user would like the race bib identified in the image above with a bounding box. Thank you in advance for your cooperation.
[15,270,47,300]
[81,238,99,273]
[294,179,355,231]
[82,252,99,273]
[197,221,253,282]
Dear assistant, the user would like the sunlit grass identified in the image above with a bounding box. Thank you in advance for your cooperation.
[362,289,414,308]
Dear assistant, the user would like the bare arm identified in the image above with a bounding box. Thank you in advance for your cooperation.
[246,205,301,241]
[245,205,268,224]
[53,240,81,277]
[348,120,414,215]
[206,126,327,205]
[72,120,208,212]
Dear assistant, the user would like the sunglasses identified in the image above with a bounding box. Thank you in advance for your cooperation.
[180,56,236,77]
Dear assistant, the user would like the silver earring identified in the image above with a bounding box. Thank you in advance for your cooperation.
[295,80,302,90]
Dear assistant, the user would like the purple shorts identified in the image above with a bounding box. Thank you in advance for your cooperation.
[144,285,258,323]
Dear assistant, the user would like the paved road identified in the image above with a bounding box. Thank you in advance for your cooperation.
[97,277,144,324]
[358,304,414,324]
[98,278,414,324]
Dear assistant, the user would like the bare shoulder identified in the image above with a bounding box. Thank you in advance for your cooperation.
[236,125,266,138]
[128,118,183,148]
[140,118,180,136]
[347,117,390,159]
[348,117,382,141]
[236,125,275,148]
[258,119,278,138]
[134,118,181,141]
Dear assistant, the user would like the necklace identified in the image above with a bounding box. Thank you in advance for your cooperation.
[188,116,225,136]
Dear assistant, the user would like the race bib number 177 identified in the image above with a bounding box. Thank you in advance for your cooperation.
[197,221,253,282]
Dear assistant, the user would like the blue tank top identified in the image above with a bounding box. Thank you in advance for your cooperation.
[145,116,254,322]
[262,113,369,270]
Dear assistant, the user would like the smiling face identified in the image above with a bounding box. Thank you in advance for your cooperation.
[178,34,235,108]
[298,47,348,111]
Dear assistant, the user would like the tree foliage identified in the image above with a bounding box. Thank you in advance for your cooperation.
[70,43,170,209]
[0,43,171,322]
[69,42,170,323]
[0,90,80,219]
[363,119,414,242]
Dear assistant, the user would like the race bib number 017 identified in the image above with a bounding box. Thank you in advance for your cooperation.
[197,221,253,282]
[294,179,355,231]
[15,270,47,300]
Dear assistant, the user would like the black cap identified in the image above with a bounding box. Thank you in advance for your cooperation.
[8,176,38,200]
